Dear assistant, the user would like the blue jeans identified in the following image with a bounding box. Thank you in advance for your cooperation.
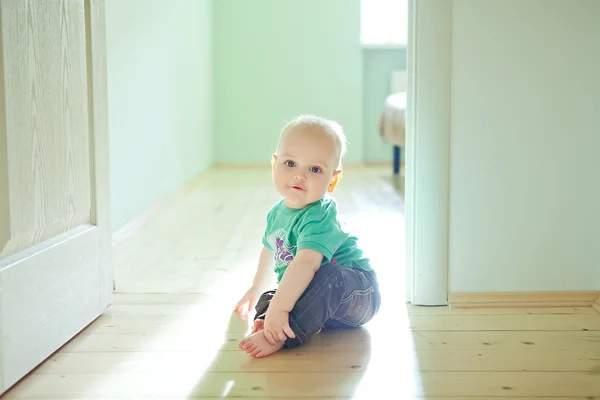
[254,262,381,348]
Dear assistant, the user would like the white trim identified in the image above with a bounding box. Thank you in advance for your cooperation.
[405,0,451,306]
[405,0,416,304]
[449,291,600,309]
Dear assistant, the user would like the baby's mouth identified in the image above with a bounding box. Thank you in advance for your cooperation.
[290,185,305,191]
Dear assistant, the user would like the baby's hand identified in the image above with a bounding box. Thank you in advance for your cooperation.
[264,308,295,345]
[234,286,261,319]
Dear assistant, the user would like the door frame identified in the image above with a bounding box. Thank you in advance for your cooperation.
[405,0,452,305]
[86,0,113,308]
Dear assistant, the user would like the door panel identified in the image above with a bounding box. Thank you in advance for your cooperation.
[1,0,92,258]
[0,0,111,394]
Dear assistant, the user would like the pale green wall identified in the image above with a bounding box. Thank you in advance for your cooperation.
[449,0,600,291]
[213,0,363,164]
[105,0,213,232]
[362,48,406,162]
[105,0,403,231]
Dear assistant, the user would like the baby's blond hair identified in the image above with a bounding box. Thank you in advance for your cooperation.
[278,115,347,169]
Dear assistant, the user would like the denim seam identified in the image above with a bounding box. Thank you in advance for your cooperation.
[286,315,308,346]
[341,286,373,305]
[356,292,373,325]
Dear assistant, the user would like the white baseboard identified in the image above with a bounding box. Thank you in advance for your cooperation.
[448,291,600,309]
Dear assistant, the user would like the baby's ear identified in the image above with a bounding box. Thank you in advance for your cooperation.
[271,153,277,169]
[328,169,343,193]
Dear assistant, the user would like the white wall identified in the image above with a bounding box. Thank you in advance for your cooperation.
[106,0,213,232]
[449,0,600,292]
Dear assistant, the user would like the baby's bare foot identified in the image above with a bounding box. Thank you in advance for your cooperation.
[239,329,284,358]
[251,319,264,334]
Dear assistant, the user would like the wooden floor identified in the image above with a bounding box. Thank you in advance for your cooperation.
[5,166,600,399]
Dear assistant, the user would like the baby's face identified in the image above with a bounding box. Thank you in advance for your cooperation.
[272,127,341,209]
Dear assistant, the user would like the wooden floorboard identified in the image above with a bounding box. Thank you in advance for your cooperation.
[4,371,600,398]
[4,167,600,399]
[36,348,600,373]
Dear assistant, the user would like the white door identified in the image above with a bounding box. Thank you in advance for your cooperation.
[0,0,111,394]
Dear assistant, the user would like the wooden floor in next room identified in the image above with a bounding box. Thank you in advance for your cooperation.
[4,166,600,399]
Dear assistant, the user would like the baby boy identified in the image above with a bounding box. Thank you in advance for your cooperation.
[234,115,381,358]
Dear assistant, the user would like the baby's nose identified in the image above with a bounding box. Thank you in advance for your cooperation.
[294,173,306,181]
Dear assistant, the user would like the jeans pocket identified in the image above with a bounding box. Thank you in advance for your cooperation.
[337,286,374,327]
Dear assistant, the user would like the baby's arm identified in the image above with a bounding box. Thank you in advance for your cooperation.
[261,249,322,343]
[269,248,323,313]
[250,246,275,292]
[234,246,274,318]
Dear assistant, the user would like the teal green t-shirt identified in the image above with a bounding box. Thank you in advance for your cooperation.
[262,195,372,283]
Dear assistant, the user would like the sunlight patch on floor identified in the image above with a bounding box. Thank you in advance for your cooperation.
[352,309,422,398]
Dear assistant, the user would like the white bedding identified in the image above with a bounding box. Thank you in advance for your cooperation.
[378,92,406,147]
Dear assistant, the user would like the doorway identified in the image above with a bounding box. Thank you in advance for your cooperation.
[360,0,451,306]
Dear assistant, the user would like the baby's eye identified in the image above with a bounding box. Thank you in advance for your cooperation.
[284,160,295,167]
[310,166,321,173]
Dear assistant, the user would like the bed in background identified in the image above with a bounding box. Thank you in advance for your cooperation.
[378,69,407,175]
